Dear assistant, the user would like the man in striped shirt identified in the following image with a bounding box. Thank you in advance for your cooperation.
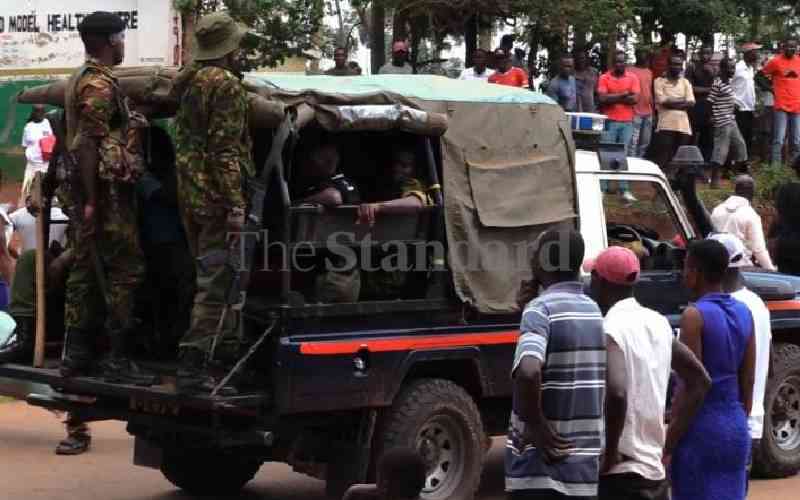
[508,229,606,499]
[708,57,749,188]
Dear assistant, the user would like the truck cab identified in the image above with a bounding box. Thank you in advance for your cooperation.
[574,144,800,481]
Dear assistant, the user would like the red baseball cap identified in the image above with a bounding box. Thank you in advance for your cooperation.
[583,246,641,285]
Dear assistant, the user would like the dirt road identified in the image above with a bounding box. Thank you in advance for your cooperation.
[1,401,798,500]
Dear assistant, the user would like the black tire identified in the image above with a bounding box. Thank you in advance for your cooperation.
[377,378,485,500]
[752,342,800,478]
[160,448,261,496]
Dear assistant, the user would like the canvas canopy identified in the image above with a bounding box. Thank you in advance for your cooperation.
[251,75,578,314]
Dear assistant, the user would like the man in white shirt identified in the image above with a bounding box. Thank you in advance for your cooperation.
[710,233,771,445]
[733,43,761,155]
[9,202,69,253]
[587,246,710,500]
[711,175,776,270]
[459,48,494,81]
[20,105,53,206]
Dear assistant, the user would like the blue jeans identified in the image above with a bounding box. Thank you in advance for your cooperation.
[601,121,633,193]
[772,110,800,164]
[631,115,653,158]
[602,120,634,155]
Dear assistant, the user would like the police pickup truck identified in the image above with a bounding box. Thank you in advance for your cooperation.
[1,76,799,500]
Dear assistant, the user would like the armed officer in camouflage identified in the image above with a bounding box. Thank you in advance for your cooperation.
[60,12,156,385]
[173,12,254,393]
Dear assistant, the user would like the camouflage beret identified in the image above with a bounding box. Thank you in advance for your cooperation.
[78,11,126,36]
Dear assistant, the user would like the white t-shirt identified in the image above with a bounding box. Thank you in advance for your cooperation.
[711,196,775,270]
[603,297,673,481]
[732,287,771,439]
[9,207,69,252]
[21,119,53,169]
[732,60,756,112]
[459,67,494,81]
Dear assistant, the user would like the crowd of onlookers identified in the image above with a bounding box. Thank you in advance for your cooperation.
[508,229,766,500]
[328,34,800,192]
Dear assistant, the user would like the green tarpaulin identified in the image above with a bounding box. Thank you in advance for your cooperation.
[246,74,555,105]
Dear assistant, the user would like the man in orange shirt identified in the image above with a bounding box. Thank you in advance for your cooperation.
[599,51,641,154]
[489,48,528,88]
[763,38,800,164]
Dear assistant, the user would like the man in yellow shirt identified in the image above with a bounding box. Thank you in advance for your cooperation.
[651,55,696,171]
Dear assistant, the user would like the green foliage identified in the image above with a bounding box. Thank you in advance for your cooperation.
[754,162,798,203]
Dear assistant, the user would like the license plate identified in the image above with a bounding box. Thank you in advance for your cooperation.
[129,396,180,416]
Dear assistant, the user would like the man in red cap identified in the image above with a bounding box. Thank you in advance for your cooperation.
[379,41,413,75]
[587,247,710,500]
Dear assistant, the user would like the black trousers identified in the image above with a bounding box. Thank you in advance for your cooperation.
[598,473,669,500]
[649,130,692,172]
[736,110,755,156]
[509,491,596,500]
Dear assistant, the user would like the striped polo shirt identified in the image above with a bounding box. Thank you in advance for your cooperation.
[506,281,606,497]
[708,78,737,127]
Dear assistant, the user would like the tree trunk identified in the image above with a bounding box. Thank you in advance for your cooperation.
[370,3,386,74]
[180,1,203,65]
[393,8,409,42]
[464,15,478,67]
[749,3,762,40]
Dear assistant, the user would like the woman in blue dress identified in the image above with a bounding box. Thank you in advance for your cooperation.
[667,239,756,499]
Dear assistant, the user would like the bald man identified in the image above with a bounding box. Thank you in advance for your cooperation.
[711,175,776,269]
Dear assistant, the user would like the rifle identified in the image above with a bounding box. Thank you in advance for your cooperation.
[199,113,295,365]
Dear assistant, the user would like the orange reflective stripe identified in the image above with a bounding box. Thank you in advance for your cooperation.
[767,300,800,312]
[299,330,521,356]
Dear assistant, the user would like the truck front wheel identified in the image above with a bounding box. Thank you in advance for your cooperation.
[753,343,800,478]
[378,378,485,500]
[160,448,261,496]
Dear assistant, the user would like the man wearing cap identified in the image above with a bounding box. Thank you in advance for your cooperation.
[60,11,154,385]
[710,233,772,458]
[588,247,710,500]
[379,41,413,75]
[711,174,775,270]
[173,11,254,393]
[733,43,762,154]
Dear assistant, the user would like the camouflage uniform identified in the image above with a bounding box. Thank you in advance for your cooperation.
[64,59,145,343]
[174,63,253,353]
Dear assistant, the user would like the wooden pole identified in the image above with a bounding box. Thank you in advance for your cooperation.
[33,172,46,368]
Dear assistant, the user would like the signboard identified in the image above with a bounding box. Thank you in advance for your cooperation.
[0,0,180,73]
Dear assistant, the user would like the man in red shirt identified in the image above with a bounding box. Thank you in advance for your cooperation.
[599,50,641,154]
[763,38,800,164]
[489,48,528,88]
[628,48,655,158]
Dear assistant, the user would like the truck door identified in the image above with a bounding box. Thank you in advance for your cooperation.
[596,176,692,325]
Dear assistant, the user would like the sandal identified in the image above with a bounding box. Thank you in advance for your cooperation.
[55,435,91,455]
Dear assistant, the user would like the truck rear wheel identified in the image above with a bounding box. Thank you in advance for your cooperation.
[753,343,800,478]
[160,448,261,496]
[378,378,485,500]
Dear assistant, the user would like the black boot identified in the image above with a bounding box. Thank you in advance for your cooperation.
[60,328,94,378]
[101,328,160,386]
[0,317,34,364]
[176,347,237,396]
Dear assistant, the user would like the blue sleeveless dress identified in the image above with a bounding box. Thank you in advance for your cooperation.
[671,293,753,500]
